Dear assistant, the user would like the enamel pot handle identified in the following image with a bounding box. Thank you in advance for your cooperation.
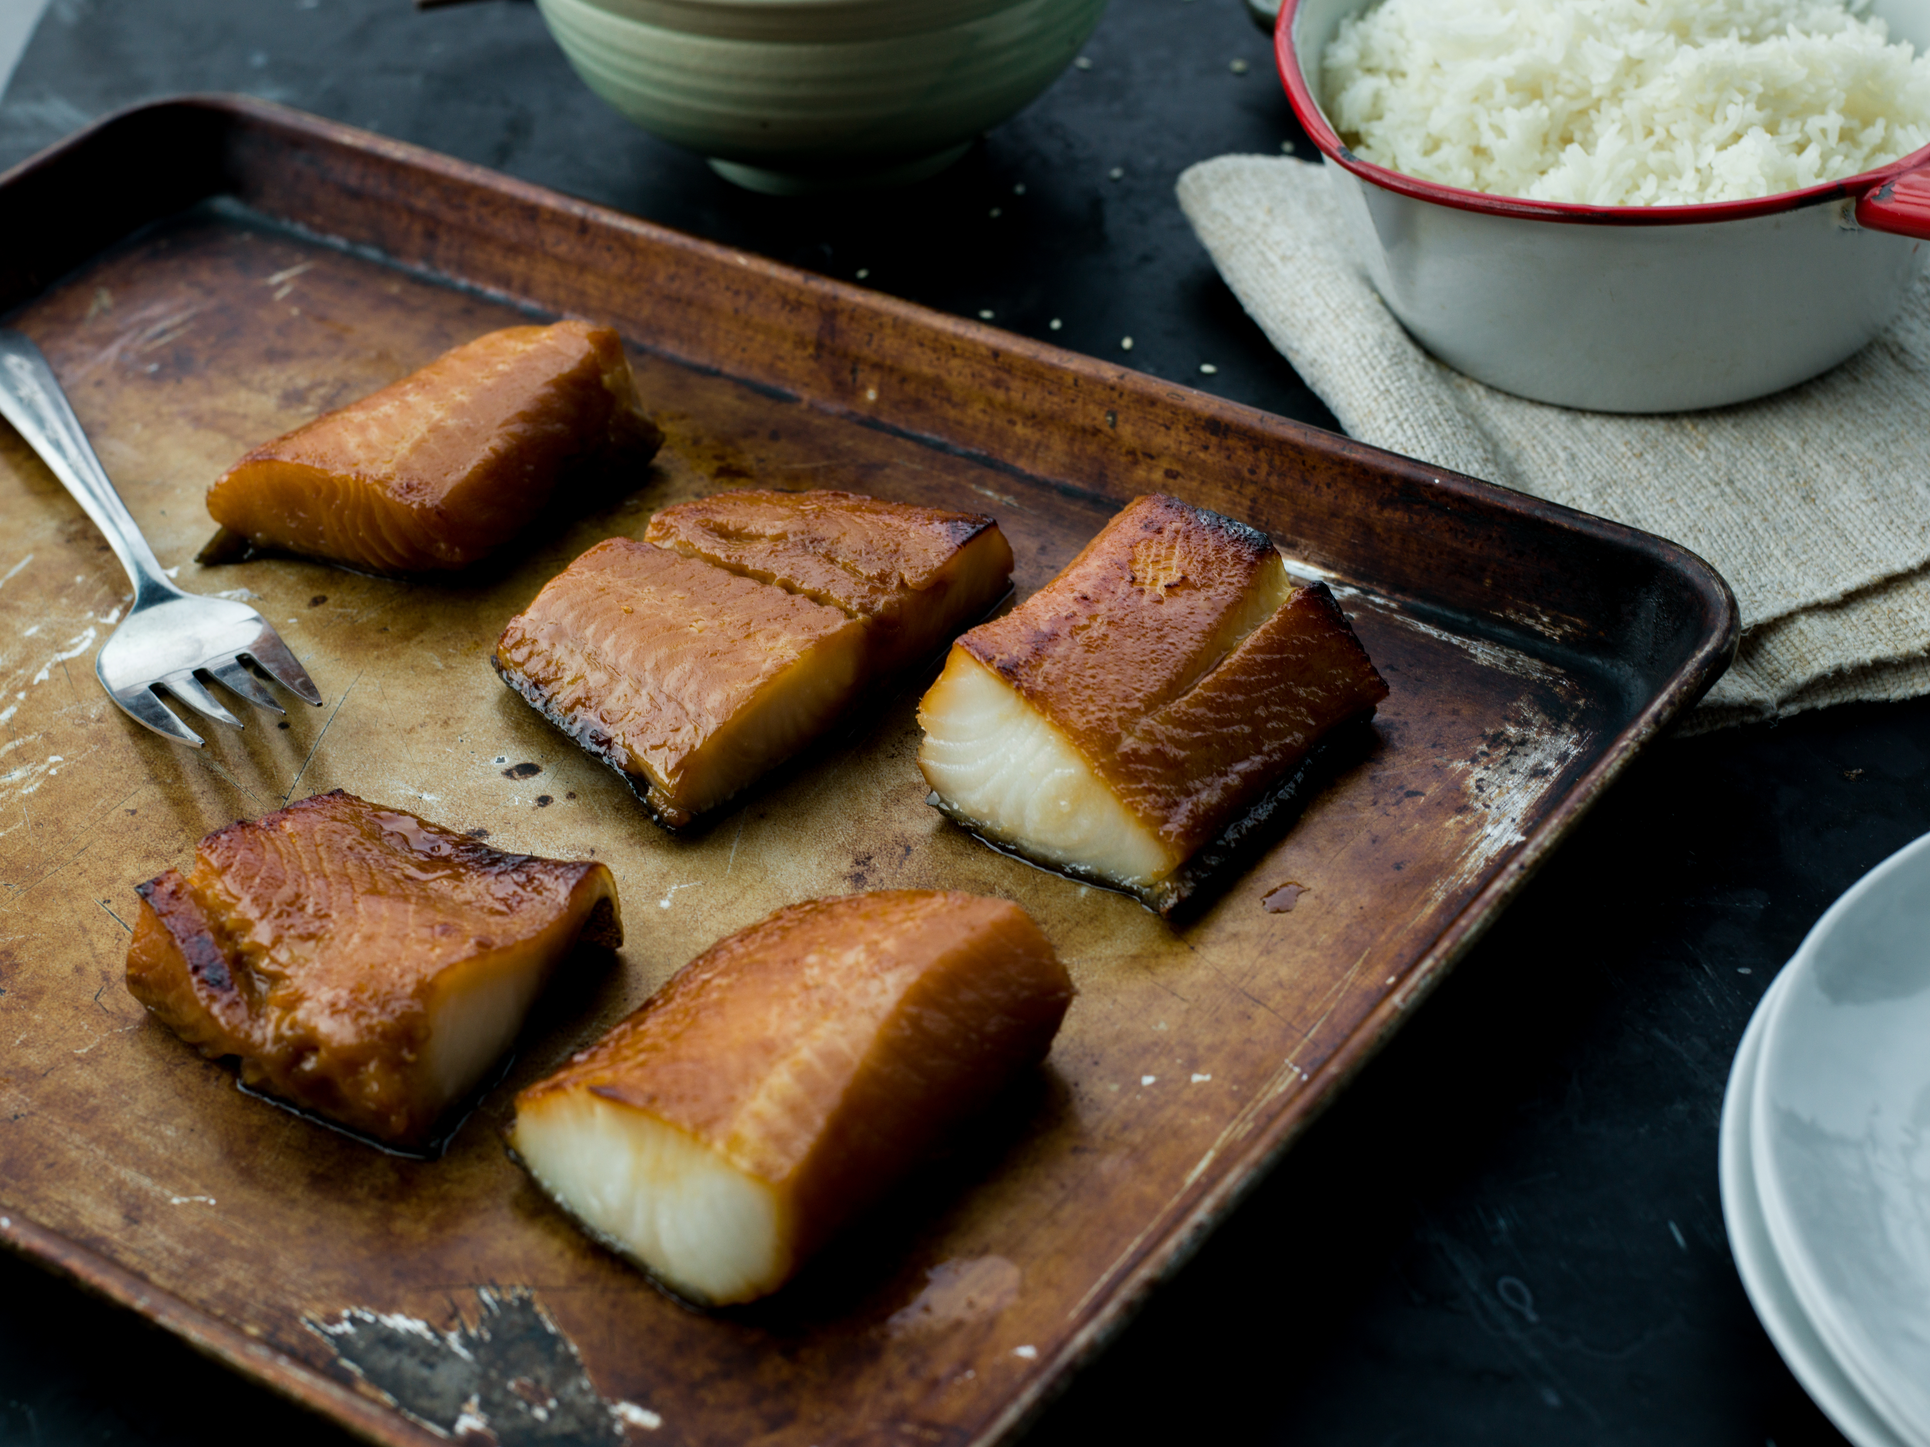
[1857,163,1930,239]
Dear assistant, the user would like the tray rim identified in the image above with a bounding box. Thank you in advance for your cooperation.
[0,92,1740,1447]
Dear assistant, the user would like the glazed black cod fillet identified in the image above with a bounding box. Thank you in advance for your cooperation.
[917,493,1389,913]
[494,489,1015,830]
[507,890,1072,1305]
[125,790,622,1148]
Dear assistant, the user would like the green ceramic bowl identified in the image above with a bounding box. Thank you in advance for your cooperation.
[537,0,1109,192]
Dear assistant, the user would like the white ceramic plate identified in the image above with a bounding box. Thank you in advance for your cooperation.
[1721,965,1914,1447]
[1751,832,1930,1447]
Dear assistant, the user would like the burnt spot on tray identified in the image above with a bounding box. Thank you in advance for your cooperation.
[308,1287,644,1446]
[504,761,542,779]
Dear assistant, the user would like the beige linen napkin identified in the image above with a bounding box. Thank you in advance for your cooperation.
[1177,154,1930,733]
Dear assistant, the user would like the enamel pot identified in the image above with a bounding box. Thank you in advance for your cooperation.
[1277,0,1930,412]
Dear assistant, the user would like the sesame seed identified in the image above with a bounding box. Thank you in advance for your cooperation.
[855,267,870,279]
[1280,139,1296,155]
[1199,363,1218,375]
[1049,318,1063,330]
[1141,1074,1156,1085]
[1013,182,1026,195]
[1121,336,1134,350]
[1230,57,1250,74]
[1074,55,1093,70]
[989,207,1002,217]
[1108,166,1124,180]
[978,309,994,320]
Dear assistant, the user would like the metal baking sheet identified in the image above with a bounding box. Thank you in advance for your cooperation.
[0,97,1734,1447]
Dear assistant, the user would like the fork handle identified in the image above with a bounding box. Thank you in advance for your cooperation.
[0,329,178,603]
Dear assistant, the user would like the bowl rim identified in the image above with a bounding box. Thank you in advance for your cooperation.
[1275,0,1930,227]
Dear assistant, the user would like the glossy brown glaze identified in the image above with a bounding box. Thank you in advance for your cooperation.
[510,891,1071,1304]
[1109,582,1390,859]
[497,491,1014,830]
[493,536,869,829]
[956,494,1297,763]
[922,494,1388,898]
[125,789,622,1147]
[644,489,1014,672]
[205,320,662,574]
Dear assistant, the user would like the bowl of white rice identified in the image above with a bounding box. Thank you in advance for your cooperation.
[1276,0,1930,411]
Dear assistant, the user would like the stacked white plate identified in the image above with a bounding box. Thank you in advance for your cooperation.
[1720,832,1930,1447]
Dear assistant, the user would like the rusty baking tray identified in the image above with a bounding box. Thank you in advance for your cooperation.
[0,96,1735,1447]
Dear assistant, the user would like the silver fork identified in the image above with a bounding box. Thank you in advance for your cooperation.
[0,329,322,747]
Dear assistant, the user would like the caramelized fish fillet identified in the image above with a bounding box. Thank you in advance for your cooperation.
[125,789,622,1147]
[494,537,870,829]
[918,493,1388,901]
[508,890,1071,1305]
[205,321,662,574]
[495,490,1013,829]
[645,489,1015,672]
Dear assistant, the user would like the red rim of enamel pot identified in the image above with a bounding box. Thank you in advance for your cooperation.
[1273,0,1930,238]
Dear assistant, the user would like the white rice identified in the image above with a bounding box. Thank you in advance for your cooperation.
[1320,0,1930,205]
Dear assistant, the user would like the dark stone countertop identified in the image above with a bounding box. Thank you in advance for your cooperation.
[0,2,1893,1443]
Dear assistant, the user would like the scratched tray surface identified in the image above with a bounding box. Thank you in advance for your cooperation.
[0,102,1730,1447]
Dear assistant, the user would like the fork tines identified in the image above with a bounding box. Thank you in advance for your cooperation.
[112,626,323,748]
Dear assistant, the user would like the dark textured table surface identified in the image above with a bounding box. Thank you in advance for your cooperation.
[0,2,1902,1443]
